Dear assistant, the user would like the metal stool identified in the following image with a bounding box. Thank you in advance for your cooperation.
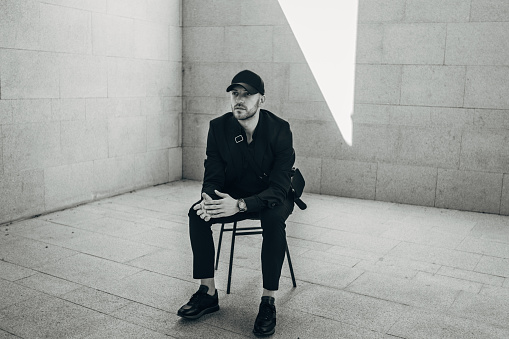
[214,220,297,294]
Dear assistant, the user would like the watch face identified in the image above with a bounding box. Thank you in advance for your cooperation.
[239,199,246,211]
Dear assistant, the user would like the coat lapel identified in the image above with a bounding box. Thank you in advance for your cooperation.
[226,114,244,177]
[254,110,269,172]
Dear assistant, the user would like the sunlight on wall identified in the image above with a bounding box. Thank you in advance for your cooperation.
[278,0,358,146]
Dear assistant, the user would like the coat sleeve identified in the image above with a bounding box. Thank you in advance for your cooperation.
[201,121,225,200]
[243,121,295,212]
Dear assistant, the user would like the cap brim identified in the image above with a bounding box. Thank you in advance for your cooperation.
[226,83,259,94]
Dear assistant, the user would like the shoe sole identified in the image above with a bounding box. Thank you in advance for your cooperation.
[177,304,219,320]
[252,328,275,337]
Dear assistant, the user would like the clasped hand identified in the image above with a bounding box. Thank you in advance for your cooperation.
[193,190,239,221]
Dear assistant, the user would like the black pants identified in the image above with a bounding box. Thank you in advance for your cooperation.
[188,193,294,291]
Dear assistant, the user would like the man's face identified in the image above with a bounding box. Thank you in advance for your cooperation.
[230,86,264,121]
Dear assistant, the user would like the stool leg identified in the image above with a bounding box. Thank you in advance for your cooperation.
[215,223,225,270]
[227,221,237,294]
[285,243,297,288]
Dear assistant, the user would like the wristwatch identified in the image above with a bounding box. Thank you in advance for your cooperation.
[237,198,247,212]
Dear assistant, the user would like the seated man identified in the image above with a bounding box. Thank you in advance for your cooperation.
[177,70,296,337]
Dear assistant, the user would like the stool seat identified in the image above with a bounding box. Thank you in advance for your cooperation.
[215,220,297,294]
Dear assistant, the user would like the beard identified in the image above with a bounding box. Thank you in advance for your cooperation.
[232,100,260,121]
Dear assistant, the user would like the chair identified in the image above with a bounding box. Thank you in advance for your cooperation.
[214,220,297,294]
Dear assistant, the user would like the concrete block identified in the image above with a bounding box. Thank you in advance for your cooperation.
[290,119,347,159]
[282,101,332,122]
[39,0,107,12]
[107,0,147,19]
[61,120,108,163]
[107,57,147,97]
[449,291,509,329]
[457,237,509,258]
[224,26,273,63]
[168,147,182,181]
[501,174,509,216]
[460,129,509,172]
[39,3,91,54]
[51,99,86,121]
[465,66,509,109]
[401,65,465,107]
[44,162,94,211]
[436,169,502,214]
[352,104,391,125]
[389,308,509,339]
[11,99,52,123]
[356,24,383,64]
[86,98,141,121]
[169,26,182,62]
[147,113,180,150]
[289,63,324,102]
[183,27,224,62]
[349,124,399,163]
[184,97,221,115]
[383,24,446,64]
[134,20,169,60]
[321,158,377,199]
[429,107,473,127]
[93,156,136,197]
[92,13,134,57]
[446,23,509,66]
[0,0,40,50]
[358,0,406,23]
[141,97,171,116]
[376,164,437,206]
[145,60,181,97]
[475,256,509,278]
[0,261,34,282]
[0,170,45,224]
[183,62,241,98]
[183,0,240,27]
[471,0,509,22]
[134,149,169,187]
[108,117,147,157]
[293,156,321,194]
[395,125,462,168]
[389,105,430,126]
[59,54,108,98]
[347,272,459,311]
[0,100,13,124]
[182,146,205,180]
[2,122,62,173]
[438,266,505,287]
[0,49,59,99]
[146,0,180,25]
[354,65,402,105]
[388,242,482,270]
[273,26,306,64]
[182,113,210,148]
[473,109,509,129]
[241,0,286,25]
[405,0,470,22]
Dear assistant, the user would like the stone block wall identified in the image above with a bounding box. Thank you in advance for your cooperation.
[182,0,509,215]
[0,0,183,224]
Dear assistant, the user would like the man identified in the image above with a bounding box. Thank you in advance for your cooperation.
[177,70,295,337]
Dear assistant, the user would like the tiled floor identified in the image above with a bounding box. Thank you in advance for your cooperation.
[1,180,509,338]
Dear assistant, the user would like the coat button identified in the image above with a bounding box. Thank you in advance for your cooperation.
[271,203,276,207]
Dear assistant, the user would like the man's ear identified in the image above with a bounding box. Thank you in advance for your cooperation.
[260,95,266,104]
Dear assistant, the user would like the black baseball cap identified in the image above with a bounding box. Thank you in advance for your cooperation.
[226,70,265,95]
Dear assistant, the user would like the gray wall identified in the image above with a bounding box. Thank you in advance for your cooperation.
[182,0,509,215]
[0,0,183,224]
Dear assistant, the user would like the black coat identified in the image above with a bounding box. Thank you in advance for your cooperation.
[202,109,295,212]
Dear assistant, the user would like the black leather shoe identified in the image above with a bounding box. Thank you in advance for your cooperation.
[253,296,276,337]
[177,285,219,320]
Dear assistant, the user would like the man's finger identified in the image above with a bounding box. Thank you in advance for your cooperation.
[193,203,202,210]
[202,192,213,201]
[214,190,229,198]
